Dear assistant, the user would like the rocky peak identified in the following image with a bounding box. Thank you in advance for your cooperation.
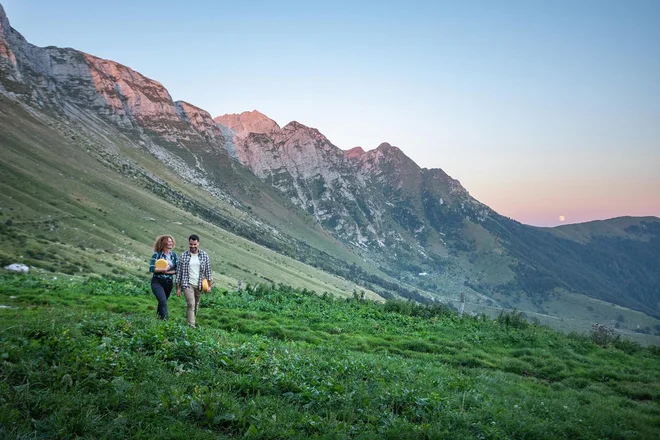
[83,54,179,125]
[356,142,420,177]
[279,120,332,146]
[0,4,20,81]
[344,147,365,159]
[214,110,280,139]
[175,100,222,139]
[0,4,9,35]
[374,142,405,158]
[282,120,307,131]
[176,100,212,120]
[0,7,234,157]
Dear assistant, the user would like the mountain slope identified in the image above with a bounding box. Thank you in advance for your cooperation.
[0,3,415,301]
[0,3,658,340]
[213,107,660,323]
[0,96,386,300]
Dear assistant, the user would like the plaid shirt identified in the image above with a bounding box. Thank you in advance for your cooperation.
[176,249,212,289]
[149,251,178,280]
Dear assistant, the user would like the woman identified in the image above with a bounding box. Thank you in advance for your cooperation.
[149,235,178,320]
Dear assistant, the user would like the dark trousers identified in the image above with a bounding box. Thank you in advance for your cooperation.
[151,277,173,320]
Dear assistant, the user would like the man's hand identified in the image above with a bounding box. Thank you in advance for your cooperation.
[176,288,181,297]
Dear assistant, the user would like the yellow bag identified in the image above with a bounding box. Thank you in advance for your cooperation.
[154,258,168,270]
[202,279,211,292]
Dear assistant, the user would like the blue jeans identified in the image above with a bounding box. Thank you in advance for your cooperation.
[151,277,173,320]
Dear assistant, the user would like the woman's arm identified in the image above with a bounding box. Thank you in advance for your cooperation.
[148,252,158,273]
[150,252,174,274]
[165,253,177,275]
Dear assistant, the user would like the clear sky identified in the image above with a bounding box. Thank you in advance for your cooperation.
[4,0,659,226]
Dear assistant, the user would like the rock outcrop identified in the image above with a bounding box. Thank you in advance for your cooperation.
[214,110,280,139]
[227,118,381,246]
[344,146,365,160]
[0,5,231,158]
[0,4,19,83]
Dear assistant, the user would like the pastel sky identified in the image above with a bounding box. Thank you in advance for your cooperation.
[4,0,659,226]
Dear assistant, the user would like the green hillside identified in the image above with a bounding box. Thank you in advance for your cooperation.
[483,214,660,319]
[0,96,384,300]
[1,272,659,439]
[547,217,660,243]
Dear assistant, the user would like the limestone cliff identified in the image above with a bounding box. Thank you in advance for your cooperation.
[0,5,230,157]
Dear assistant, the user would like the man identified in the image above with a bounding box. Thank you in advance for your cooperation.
[176,234,213,328]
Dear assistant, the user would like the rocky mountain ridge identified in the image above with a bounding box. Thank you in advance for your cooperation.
[214,109,490,265]
[0,5,234,162]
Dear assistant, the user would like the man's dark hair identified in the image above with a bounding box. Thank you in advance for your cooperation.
[188,234,200,242]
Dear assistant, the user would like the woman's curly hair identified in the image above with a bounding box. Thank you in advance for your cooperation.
[153,235,175,252]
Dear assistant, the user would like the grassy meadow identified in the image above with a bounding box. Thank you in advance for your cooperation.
[1,272,659,439]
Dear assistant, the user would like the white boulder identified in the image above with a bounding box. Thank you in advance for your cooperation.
[4,263,29,273]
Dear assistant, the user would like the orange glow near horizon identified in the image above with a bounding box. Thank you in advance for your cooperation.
[470,178,660,227]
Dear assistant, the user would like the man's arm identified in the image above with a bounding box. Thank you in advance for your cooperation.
[175,253,185,296]
[204,252,213,290]
[175,255,183,285]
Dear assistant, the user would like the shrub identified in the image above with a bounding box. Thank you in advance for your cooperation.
[383,299,414,316]
[383,299,454,319]
[612,337,640,354]
[591,323,616,346]
[497,309,529,329]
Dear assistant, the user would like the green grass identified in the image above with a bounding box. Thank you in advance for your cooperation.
[1,273,659,439]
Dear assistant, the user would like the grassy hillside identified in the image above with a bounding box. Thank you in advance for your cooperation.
[482,214,660,319]
[0,96,396,300]
[1,272,659,439]
[3,96,459,306]
[547,217,660,243]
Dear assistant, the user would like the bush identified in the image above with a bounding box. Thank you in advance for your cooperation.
[497,309,529,329]
[383,299,454,319]
[384,299,414,316]
[591,323,616,346]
